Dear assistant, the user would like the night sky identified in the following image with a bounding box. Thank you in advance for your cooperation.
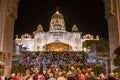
[14,0,108,40]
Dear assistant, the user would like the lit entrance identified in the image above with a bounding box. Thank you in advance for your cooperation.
[44,42,71,52]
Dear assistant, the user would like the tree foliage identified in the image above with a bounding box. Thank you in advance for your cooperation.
[114,46,120,55]
[114,46,120,66]
[11,65,30,74]
[113,46,120,76]
[113,67,120,76]
[96,44,109,52]
[0,64,4,76]
[114,55,120,66]
[96,38,109,52]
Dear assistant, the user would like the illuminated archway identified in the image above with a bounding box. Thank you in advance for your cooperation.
[44,42,72,52]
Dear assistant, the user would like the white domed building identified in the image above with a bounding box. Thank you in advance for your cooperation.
[15,10,99,53]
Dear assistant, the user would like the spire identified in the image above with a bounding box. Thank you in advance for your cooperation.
[56,7,59,14]
[57,7,59,11]
[96,35,99,40]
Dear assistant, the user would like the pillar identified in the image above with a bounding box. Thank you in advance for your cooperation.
[0,0,18,77]
[104,0,120,72]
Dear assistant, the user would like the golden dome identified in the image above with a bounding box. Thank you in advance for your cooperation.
[51,10,64,20]
[49,10,66,32]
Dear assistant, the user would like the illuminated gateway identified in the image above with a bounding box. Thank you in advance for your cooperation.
[15,10,99,52]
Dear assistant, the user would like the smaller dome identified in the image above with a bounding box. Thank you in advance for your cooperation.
[72,24,78,31]
[37,24,43,32]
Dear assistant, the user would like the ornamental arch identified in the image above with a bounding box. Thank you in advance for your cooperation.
[0,0,120,76]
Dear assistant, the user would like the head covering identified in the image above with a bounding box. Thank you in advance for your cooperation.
[90,72,95,77]
[99,73,105,79]
[38,75,42,79]
[67,70,72,75]
[49,73,53,77]
[43,70,46,74]
[110,72,114,77]
[11,73,16,77]
[59,72,63,76]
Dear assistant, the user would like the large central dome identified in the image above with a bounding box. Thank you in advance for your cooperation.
[49,10,66,32]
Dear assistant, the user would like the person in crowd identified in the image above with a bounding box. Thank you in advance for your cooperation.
[89,72,99,80]
[57,72,66,80]
[16,73,21,80]
[48,73,56,80]
[1,75,7,80]
[10,73,19,80]
[84,73,91,80]
[20,73,26,80]
[42,70,49,80]
[67,70,75,80]
[108,73,117,80]
[99,73,106,80]
[38,74,45,80]
[114,72,119,80]
[25,70,31,80]
[33,70,39,80]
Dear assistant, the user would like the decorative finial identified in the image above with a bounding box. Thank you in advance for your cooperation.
[57,7,59,11]
[16,35,18,39]
[56,7,59,14]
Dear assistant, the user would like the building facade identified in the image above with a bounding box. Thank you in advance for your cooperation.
[15,10,99,53]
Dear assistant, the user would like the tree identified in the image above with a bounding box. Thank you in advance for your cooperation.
[113,67,120,76]
[0,64,4,76]
[12,65,30,73]
[114,46,120,66]
[96,38,109,52]
[113,46,120,76]
[114,46,120,55]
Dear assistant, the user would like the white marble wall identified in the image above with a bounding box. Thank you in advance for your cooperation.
[34,32,82,51]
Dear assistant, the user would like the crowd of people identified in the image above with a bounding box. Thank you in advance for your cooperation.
[20,52,87,70]
[1,69,119,80]
[0,52,119,80]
